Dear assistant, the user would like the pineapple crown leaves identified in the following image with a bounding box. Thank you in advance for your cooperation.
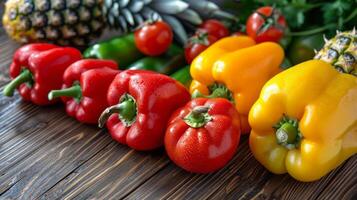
[104,0,237,44]
[183,0,237,21]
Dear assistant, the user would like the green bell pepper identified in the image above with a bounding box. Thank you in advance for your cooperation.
[83,34,144,68]
[127,44,185,75]
[128,55,185,75]
[170,65,191,88]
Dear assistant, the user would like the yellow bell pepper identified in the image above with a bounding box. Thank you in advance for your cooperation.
[190,36,284,133]
[249,60,357,182]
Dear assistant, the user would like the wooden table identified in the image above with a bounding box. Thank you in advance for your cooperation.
[0,7,356,200]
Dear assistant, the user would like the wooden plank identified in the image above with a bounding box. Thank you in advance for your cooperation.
[317,157,357,200]
[0,2,4,27]
[0,94,113,199]
[0,28,19,87]
[0,26,172,199]
[41,145,169,199]
[123,136,252,200]
[125,131,357,200]
[211,162,344,200]
[0,93,170,200]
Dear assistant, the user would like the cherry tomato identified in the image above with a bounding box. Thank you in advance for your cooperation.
[184,32,218,64]
[246,6,287,43]
[134,21,173,56]
[199,19,229,39]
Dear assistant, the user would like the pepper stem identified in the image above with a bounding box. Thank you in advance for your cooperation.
[273,115,302,149]
[183,106,212,128]
[48,84,82,102]
[98,94,137,128]
[3,69,32,97]
[192,83,234,103]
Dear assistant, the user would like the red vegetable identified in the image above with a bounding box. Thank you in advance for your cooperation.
[134,21,173,56]
[184,32,218,64]
[98,70,190,151]
[199,19,229,39]
[3,43,81,105]
[246,6,287,43]
[48,59,119,124]
[165,98,241,173]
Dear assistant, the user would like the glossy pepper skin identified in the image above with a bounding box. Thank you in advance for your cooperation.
[98,70,191,151]
[3,43,82,105]
[48,59,119,124]
[190,36,284,133]
[249,60,357,182]
[165,98,241,173]
[83,34,144,68]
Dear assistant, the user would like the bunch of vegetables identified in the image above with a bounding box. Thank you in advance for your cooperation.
[2,2,357,183]
[221,0,357,65]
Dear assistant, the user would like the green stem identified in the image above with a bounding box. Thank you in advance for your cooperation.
[192,88,229,99]
[3,69,32,97]
[208,88,230,99]
[192,84,234,103]
[48,84,82,102]
[288,24,336,36]
[273,115,302,149]
[288,9,357,37]
[276,123,298,144]
[184,106,212,128]
[344,9,357,23]
[98,94,137,128]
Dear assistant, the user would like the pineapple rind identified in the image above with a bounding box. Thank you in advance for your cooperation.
[3,0,236,46]
[3,0,105,46]
[315,30,357,76]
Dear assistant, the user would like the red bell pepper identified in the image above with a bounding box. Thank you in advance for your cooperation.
[48,59,119,124]
[98,70,190,151]
[3,44,82,105]
[165,98,241,173]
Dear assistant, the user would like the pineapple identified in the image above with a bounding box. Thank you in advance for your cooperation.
[2,0,105,46]
[2,0,236,46]
[314,29,357,76]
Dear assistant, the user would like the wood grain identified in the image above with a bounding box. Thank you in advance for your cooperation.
[317,157,357,200]
[0,101,113,199]
[0,1,4,26]
[124,136,269,200]
[0,3,22,86]
[0,28,19,87]
[0,92,171,199]
[42,145,169,199]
